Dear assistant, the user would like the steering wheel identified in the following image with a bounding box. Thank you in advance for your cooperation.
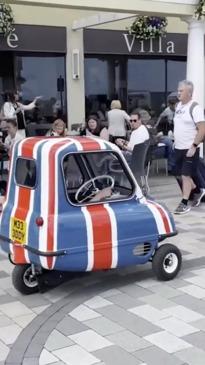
[75,175,115,203]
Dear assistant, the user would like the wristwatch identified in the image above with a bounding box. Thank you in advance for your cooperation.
[193,143,198,148]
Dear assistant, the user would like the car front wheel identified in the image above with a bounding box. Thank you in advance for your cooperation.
[152,244,182,281]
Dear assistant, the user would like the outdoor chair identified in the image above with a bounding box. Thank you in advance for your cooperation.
[146,143,168,177]
[26,123,52,137]
[130,140,150,195]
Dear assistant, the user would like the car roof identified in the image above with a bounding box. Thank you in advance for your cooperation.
[13,136,120,157]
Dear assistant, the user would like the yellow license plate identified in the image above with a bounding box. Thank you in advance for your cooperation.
[10,217,27,244]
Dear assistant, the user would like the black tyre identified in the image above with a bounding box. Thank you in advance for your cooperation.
[152,244,182,281]
[12,264,39,295]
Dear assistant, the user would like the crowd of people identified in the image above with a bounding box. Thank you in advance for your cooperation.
[0,80,205,215]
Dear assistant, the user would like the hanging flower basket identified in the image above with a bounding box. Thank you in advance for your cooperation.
[195,0,205,20]
[0,2,14,37]
[127,16,167,40]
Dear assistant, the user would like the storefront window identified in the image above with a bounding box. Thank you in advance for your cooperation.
[84,57,125,120]
[127,59,165,116]
[167,60,186,92]
[15,55,66,124]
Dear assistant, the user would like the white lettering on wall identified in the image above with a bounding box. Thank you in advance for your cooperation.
[6,28,19,48]
[123,34,175,55]
[166,41,175,53]
[123,33,135,52]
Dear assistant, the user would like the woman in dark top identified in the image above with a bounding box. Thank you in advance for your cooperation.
[80,115,108,140]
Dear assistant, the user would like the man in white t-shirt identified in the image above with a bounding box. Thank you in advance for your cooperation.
[116,111,149,153]
[173,80,205,214]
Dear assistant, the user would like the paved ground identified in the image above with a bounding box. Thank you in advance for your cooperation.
[1,174,205,365]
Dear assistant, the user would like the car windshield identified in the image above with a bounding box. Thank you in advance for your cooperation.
[63,151,134,205]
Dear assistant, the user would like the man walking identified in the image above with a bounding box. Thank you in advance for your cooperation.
[174,80,205,214]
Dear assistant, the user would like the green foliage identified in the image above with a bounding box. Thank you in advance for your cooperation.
[0,2,14,36]
[127,16,167,40]
[195,0,205,19]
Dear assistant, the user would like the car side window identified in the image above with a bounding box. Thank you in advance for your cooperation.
[15,158,36,188]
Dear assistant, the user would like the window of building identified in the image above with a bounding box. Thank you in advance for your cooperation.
[127,59,165,116]
[63,151,134,204]
[167,60,186,92]
[15,158,36,188]
[15,54,66,124]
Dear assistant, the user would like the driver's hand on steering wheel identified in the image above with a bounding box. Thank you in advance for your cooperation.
[90,187,112,202]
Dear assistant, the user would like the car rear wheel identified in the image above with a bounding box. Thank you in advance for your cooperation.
[12,264,39,295]
[152,244,182,281]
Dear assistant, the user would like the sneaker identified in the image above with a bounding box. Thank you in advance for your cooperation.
[174,202,191,215]
[192,188,205,207]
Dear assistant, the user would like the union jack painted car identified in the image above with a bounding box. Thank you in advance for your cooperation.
[0,136,181,294]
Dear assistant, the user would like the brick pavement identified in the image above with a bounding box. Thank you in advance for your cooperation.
[0,175,205,365]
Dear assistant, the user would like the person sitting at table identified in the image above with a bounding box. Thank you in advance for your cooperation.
[3,119,23,153]
[116,111,149,162]
[46,118,67,137]
[116,110,174,172]
[80,114,109,140]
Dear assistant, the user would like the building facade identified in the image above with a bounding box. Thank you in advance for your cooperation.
[0,0,203,129]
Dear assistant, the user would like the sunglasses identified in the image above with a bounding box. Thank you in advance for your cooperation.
[130,119,139,123]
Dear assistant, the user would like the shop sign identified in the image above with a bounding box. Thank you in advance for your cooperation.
[0,24,66,53]
[84,29,187,57]
[123,34,175,54]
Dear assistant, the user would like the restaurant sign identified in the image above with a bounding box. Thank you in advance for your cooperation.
[0,24,66,53]
[84,29,187,56]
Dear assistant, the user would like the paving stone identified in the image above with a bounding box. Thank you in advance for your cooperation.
[0,301,33,318]
[22,358,39,365]
[96,305,161,337]
[149,284,182,299]
[0,314,13,327]
[108,292,142,309]
[84,316,123,336]
[69,304,101,321]
[13,313,37,328]
[93,345,142,365]
[163,305,204,323]
[53,344,101,365]
[120,284,153,298]
[176,347,205,365]
[56,316,88,336]
[191,317,205,331]
[154,317,199,337]
[106,329,151,353]
[39,349,59,365]
[100,288,122,298]
[172,294,205,315]
[19,295,51,309]
[128,304,170,323]
[0,323,22,345]
[84,296,113,309]
[0,294,17,305]
[144,331,192,353]
[178,284,205,299]
[0,271,9,278]
[139,294,175,310]
[184,276,205,289]
[0,340,9,361]
[134,345,185,365]
[183,331,205,351]
[45,329,74,351]
[69,329,112,352]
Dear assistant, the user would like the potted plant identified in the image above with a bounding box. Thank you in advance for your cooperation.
[127,16,167,40]
[0,2,14,36]
[195,0,205,19]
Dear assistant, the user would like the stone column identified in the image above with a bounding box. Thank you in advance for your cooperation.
[66,27,85,130]
[186,18,205,107]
